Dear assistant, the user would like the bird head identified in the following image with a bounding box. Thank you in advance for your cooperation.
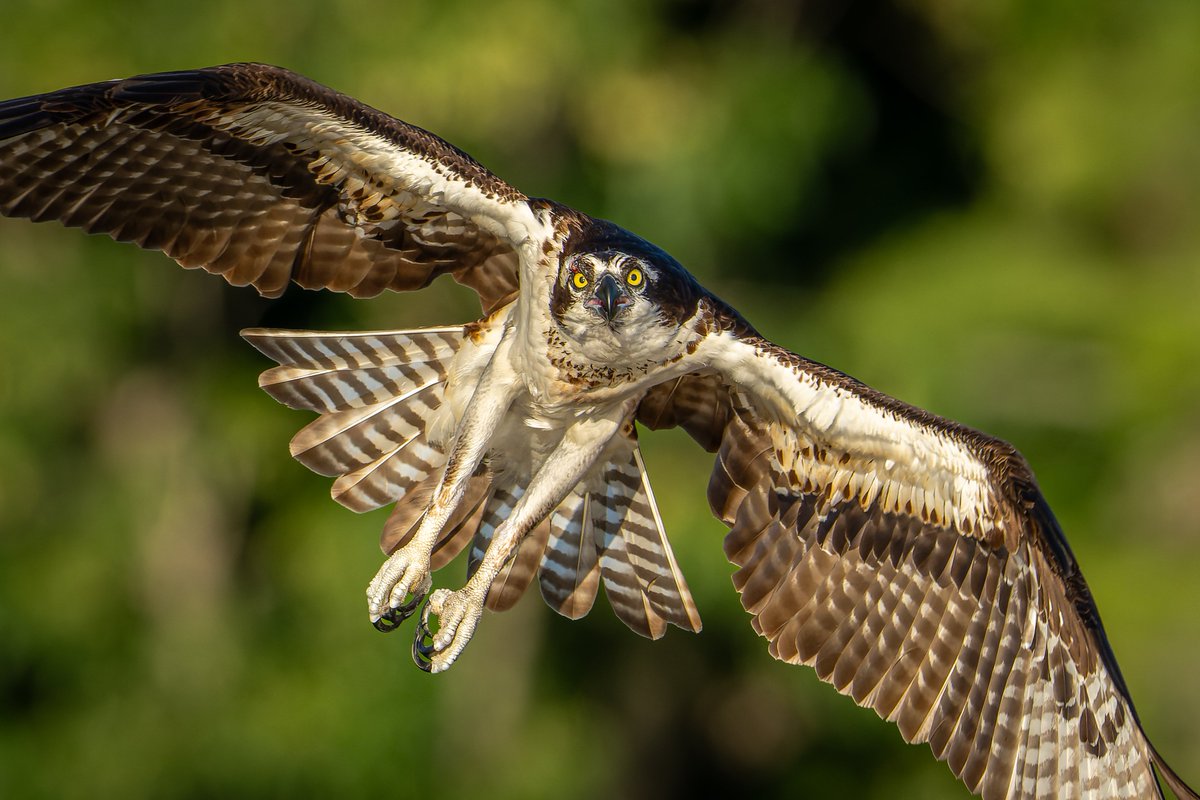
[550,220,704,366]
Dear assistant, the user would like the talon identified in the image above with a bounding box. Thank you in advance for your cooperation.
[373,604,410,633]
[405,587,483,674]
[397,585,427,617]
[371,584,428,633]
[412,630,435,671]
[371,582,429,632]
[367,553,432,627]
[373,610,403,633]
[411,595,441,670]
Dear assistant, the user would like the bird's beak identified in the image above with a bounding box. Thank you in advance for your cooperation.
[590,273,629,322]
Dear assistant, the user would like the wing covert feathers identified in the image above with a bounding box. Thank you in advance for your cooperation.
[0,64,529,313]
[691,329,1196,800]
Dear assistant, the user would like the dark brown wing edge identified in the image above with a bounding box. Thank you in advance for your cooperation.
[636,338,1198,799]
[0,63,524,314]
[1024,489,1197,799]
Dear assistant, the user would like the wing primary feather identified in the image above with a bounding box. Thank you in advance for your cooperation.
[690,328,1196,798]
[0,64,537,313]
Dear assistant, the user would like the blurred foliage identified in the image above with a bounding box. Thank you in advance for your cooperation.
[1,0,1199,797]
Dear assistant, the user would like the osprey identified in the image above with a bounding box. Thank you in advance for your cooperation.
[0,64,1194,800]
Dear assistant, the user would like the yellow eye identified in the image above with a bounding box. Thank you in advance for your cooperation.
[572,272,589,289]
[626,268,643,287]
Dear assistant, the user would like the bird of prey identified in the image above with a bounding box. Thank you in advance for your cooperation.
[0,64,1195,800]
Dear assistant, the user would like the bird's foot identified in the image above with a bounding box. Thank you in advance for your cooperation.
[366,547,433,632]
[412,586,485,673]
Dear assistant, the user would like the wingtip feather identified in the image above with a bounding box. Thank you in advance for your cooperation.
[1150,740,1199,800]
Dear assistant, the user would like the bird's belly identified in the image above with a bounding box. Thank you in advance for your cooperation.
[433,306,646,484]
[485,396,581,480]
[485,390,641,494]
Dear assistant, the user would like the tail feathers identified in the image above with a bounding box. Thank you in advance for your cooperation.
[245,326,461,513]
[379,471,490,569]
[536,445,701,637]
[485,516,551,612]
[539,491,601,619]
[329,435,445,512]
[461,481,552,612]
[286,381,439,475]
[430,474,491,570]
[626,449,702,633]
[242,327,462,371]
[372,441,693,621]
[258,361,448,413]
[378,467,569,613]
[380,474,437,556]
[467,485,524,579]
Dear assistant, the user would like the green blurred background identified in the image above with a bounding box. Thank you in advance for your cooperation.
[1,1,1198,797]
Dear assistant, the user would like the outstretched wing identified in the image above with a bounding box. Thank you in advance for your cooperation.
[637,308,1196,800]
[0,63,536,313]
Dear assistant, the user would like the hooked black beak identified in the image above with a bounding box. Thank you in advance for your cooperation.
[590,273,628,322]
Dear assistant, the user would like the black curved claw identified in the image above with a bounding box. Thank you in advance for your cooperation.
[372,589,426,633]
[412,603,437,672]
[412,628,435,672]
[372,609,406,633]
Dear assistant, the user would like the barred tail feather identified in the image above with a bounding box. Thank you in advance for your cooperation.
[329,434,448,513]
[244,326,463,513]
[259,362,444,413]
[242,327,462,371]
[285,381,440,475]
[454,481,541,609]
[431,473,492,570]
[627,449,702,633]
[539,491,601,619]
[533,446,702,635]
[486,517,551,612]
[593,475,666,638]
[467,484,524,579]
[380,474,438,556]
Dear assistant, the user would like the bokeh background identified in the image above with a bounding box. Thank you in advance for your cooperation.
[2,1,1199,797]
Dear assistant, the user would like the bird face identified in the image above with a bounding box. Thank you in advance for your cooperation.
[563,251,651,324]
[547,219,706,372]
[550,248,679,367]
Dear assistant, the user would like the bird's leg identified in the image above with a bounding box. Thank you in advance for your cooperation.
[412,401,635,673]
[366,336,519,629]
